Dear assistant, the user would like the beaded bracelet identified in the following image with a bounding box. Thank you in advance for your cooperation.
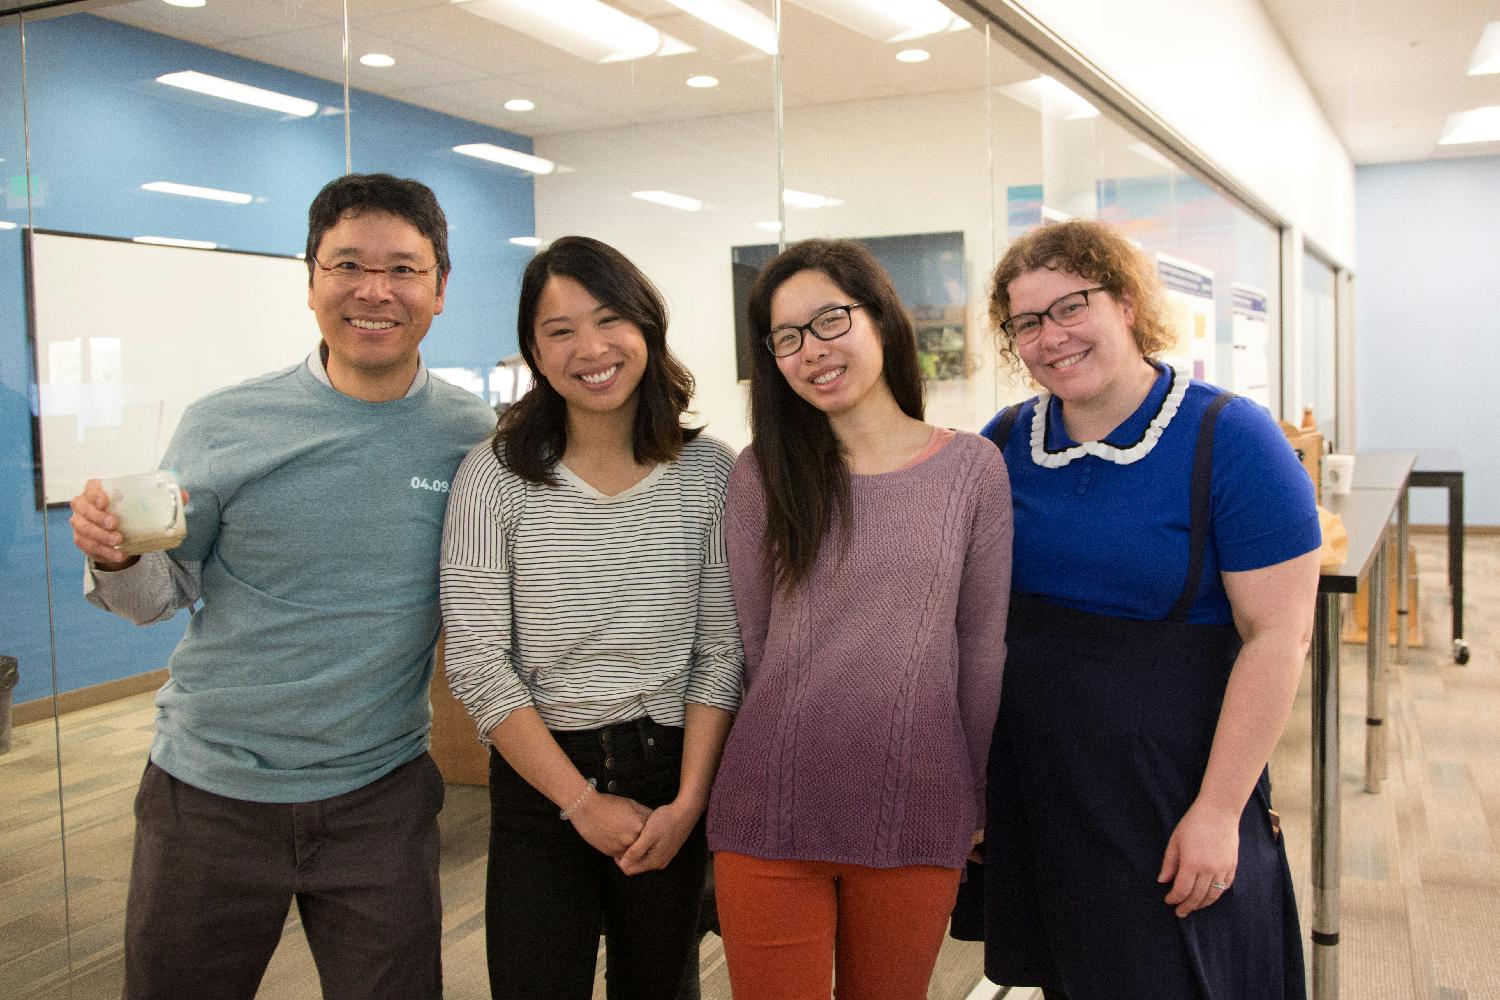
[560,777,597,821]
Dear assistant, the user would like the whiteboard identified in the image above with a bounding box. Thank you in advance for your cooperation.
[27,232,321,504]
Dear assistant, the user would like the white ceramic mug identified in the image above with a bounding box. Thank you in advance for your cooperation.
[101,470,187,555]
[1322,454,1355,496]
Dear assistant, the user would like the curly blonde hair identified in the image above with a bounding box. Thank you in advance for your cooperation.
[988,219,1172,369]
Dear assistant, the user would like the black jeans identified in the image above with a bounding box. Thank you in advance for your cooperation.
[486,718,708,1000]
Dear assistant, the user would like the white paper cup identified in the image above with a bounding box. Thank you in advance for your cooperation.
[102,470,187,555]
[1322,454,1355,496]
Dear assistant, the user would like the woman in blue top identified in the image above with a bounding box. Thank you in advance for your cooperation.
[977,220,1320,1000]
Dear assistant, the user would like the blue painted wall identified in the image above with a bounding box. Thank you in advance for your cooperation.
[1,15,535,703]
[1355,157,1498,525]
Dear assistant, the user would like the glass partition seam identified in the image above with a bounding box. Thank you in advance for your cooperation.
[342,0,350,174]
[19,11,80,993]
[773,0,785,251]
[985,19,998,412]
[953,0,1286,237]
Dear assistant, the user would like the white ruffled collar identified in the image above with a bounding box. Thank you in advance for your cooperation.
[1030,364,1188,468]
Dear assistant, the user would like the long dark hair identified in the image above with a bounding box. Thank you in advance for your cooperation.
[495,236,700,484]
[746,239,924,590]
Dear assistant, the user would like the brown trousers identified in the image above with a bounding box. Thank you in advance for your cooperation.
[123,754,444,1000]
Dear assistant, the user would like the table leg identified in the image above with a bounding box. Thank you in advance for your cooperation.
[1312,590,1342,1000]
[1366,544,1388,793]
[1450,475,1468,664]
[1396,489,1409,666]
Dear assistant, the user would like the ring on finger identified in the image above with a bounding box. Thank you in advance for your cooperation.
[1209,880,1230,891]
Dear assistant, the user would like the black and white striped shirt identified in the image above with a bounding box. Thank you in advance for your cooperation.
[440,435,744,737]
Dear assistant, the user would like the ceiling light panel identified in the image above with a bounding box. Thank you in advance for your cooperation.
[453,143,558,174]
[141,181,254,204]
[782,189,842,208]
[359,53,397,68]
[156,70,319,117]
[661,0,778,55]
[1438,106,1500,145]
[453,0,694,63]
[789,0,967,43]
[996,75,1099,121]
[1468,22,1500,76]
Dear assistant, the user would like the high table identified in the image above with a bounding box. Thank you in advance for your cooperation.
[1410,449,1468,664]
[1310,484,1403,1000]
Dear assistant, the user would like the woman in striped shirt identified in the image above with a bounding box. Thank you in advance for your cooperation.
[440,236,742,1000]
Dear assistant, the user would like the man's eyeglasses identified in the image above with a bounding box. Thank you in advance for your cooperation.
[310,257,440,283]
[765,303,864,358]
[1000,287,1106,344]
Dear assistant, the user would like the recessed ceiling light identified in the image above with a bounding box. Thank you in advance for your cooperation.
[895,49,929,63]
[452,143,558,175]
[164,0,207,7]
[686,75,719,88]
[359,53,396,68]
[1468,22,1500,75]
[0,221,17,230]
[504,99,536,112]
[1439,106,1500,145]
[156,70,318,117]
[509,236,542,247]
[141,181,253,204]
[133,235,218,249]
[631,190,703,212]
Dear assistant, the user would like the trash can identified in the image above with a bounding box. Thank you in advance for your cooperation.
[0,656,17,755]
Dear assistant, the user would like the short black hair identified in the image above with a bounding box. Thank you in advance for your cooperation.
[305,173,450,286]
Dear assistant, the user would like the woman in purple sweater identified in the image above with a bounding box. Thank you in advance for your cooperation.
[707,239,1012,1000]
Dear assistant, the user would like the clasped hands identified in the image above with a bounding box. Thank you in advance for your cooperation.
[567,789,702,876]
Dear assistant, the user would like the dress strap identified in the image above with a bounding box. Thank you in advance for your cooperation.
[985,403,1025,450]
[1164,391,1237,623]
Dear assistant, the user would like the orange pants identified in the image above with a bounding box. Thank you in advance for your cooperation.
[714,851,962,1000]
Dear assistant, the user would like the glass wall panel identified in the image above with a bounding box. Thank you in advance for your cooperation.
[1,16,74,1000]
[1300,250,1337,441]
[987,30,1283,413]
[15,1,350,993]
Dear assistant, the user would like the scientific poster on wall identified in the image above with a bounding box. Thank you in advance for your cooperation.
[1230,284,1271,408]
[1155,252,1215,383]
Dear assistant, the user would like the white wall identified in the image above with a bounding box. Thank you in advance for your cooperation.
[1009,0,1358,269]
[1355,157,1498,525]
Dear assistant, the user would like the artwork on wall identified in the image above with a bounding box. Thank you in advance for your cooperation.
[730,231,967,383]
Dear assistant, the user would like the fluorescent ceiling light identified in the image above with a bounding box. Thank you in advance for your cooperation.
[509,236,542,247]
[1468,22,1500,75]
[895,48,929,63]
[783,189,842,209]
[661,0,777,55]
[141,181,253,204]
[359,53,396,68]
[453,143,557,174]
[134,235,218,249]
[996,75,1099,121]
[156,70,319,117]
[453,0,693,63]
[1438,106,1500,145]
[504,98,536,111]
[790,0,967,43]
[632,190,703,211]
[164,0,206,7]
[686,75,719,88]
[0,221,17,230]
[755,220,782,231]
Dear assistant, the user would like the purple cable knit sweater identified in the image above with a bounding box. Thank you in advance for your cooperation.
[706,431,1012,870]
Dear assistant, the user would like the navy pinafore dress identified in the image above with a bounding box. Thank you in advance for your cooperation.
[977,396,1306,999]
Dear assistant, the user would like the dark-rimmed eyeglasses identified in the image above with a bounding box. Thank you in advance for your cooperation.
[309,256,440,283]
[765,303,864,358]
[1001,287,1105,344]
